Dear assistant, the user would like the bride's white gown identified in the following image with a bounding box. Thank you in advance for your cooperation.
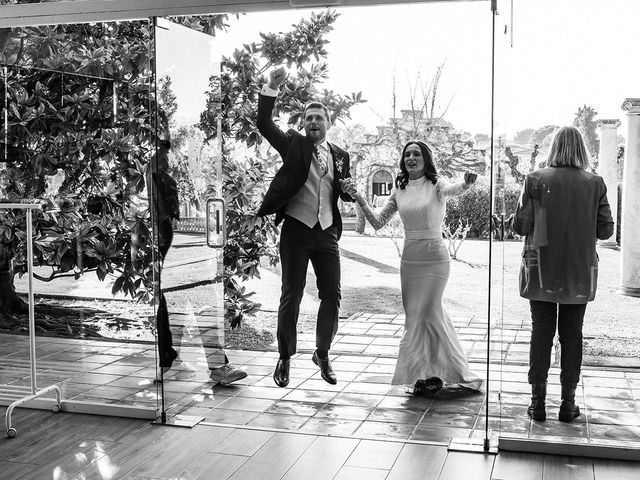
[358,176,484,390]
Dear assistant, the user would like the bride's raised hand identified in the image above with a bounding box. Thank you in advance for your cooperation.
[464,171,478,186]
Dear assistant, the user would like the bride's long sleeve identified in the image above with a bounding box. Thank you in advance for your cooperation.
[436,179,469,202]
[354,190,398,230]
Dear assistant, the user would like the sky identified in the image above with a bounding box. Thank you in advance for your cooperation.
[157,0,640,142]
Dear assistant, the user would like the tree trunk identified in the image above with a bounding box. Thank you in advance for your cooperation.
[0,244,27,314]
[355,203,366,234]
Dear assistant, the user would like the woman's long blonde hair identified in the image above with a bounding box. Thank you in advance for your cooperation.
[547,126,590,169]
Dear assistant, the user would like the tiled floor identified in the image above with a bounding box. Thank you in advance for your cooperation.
[1,312,640,450]
[3,406,640,480]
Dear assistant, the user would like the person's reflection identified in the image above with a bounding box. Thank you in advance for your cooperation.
[148,138,247,386]
[148,138,183,376]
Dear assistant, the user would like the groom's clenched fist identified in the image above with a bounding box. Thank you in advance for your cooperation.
[268,67,287,90]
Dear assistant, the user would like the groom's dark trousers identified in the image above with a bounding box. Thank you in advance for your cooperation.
[278,216,340,358]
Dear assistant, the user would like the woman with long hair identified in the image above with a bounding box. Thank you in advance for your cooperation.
[513,126,613,422]
[341,141,483,395]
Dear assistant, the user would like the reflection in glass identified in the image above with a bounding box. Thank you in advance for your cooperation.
[1,20,158,417]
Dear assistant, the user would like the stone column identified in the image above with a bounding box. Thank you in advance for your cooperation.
[596,119,621,248]
[620,98,640,296]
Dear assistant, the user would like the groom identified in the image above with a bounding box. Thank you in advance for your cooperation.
[256,67,354,387]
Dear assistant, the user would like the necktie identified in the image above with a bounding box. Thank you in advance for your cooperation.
[314,145,327,177]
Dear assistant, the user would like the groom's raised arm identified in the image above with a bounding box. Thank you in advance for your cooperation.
[257,67,290,156]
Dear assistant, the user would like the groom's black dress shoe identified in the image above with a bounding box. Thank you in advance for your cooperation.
[273,358,290,387]
[312,351,337,385]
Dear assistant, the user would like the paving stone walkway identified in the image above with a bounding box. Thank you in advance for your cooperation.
[2,311,639,449]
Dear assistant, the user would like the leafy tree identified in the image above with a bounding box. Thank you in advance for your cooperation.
[573,104,599,158]
[354,65,486,179]
[513,128,534,145]
[474,133,489,144]
[531,125,559,146]
[0,18,230,331]
[0,22,156,331]
[198,10,366,328]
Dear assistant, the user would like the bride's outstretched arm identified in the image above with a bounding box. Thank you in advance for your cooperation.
[436,172,478,201]
[340,179,397,230]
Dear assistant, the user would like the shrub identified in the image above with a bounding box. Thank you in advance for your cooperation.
[444,180,522,239]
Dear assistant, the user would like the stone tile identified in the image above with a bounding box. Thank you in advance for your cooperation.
[364,363,396,374]
[315,404,374,421]
[583,385,633,400]
[265,400,324,417]
[377,395,432,410]
[218,396,275,412]
[246,412,310,430]
[530,419,588,438]
[297,378,345,392]
[427,399,485,416]
[587,410,640,427]
[588,423,640,442]
[253,376,307,389]
[337,335,374,345]
[354,421,414,440]
[204,408,260,425]
[311,370,360,382]
[354,373,393,384]
[342,382,393,395]
[336,354,377,364]
[332,362,370,373]
[585,396,636,412]
[68,372,123,385]
[329,392,384,408]
[420,411,477,428]
[367,407,424,424]
[333,344,368,354]
[298,418,363,436]
[363,346,399,356]
[281,389,337,404]
[235,386,292,400]
[583,376,629,389]
[410,425,471,443]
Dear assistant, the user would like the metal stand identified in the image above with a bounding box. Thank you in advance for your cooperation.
[1,202,62,438]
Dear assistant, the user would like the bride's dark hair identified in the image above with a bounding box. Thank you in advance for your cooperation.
[395,141,438,190]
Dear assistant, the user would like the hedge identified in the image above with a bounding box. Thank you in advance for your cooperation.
[444,180,522,239]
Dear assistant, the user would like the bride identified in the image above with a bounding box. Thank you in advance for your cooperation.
[341,141,484,394]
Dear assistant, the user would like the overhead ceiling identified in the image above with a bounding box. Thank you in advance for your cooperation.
[0,0,487,28]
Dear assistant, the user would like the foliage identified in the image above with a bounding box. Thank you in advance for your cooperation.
[199,10,365,147]
[0,17,229,320]
[531,125,559,146]
[0,21,156,311]
[444,180,521,239]
[513,128,534,145]
[617,144,625,182]
[217,153,279,329]
[198,10,366,327]
[442,216,471,259]
[573,105,599,158]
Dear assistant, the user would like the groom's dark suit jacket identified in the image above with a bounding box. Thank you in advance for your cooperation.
[256,94,354,239]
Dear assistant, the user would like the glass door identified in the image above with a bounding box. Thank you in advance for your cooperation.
[152,17,226,423]
[1,19,160,432]
[494,0,640,454]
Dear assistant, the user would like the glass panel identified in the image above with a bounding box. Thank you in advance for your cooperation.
[206,2,494,443]
[495,0,640,449]
[152,17,225,421]
[0,20,159,424]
